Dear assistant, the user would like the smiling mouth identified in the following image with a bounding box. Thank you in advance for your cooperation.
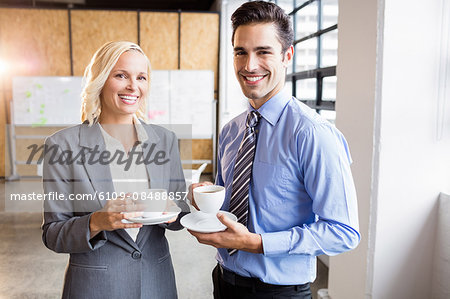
[242,74,267,83]
[119,95,139,105]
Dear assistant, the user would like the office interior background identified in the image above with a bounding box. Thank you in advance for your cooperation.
[0,0,449,298]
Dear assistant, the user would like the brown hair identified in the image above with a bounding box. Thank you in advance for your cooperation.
[231,1,294,53]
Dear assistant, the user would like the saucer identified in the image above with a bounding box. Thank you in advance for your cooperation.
[127,206,181,225]
[180,211,237,233]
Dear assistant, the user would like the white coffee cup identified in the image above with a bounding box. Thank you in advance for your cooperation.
[138,189,168,218]
[193,185,225,213]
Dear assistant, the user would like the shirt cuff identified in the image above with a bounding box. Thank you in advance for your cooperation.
[158,211,190,231]
[261,230,291,256]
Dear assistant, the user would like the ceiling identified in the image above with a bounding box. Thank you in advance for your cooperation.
[0,0,218,11]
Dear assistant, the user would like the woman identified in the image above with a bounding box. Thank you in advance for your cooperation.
[42,41,188,299]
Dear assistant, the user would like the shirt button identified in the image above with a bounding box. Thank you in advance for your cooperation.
[131,251,142,259]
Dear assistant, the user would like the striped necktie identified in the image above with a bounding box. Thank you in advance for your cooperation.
[228,111,260,255]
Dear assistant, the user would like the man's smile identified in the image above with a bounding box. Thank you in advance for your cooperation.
[241,73,268,84]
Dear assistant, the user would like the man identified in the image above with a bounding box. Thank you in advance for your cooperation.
[188,1,360,298]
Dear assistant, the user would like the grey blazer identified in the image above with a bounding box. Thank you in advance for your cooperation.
[41,121,189,299]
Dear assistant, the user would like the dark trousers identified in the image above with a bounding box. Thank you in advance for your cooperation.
[212,264,312,299]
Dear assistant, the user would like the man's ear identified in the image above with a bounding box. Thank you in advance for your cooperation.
[282,45,294,67]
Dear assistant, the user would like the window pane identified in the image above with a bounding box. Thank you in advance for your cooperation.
[296,78,316,101]
[277,0,294,15]
[295,37,317,71]
[322,76,336,101]
[294,1,318,40]
[320,31,338,68]
[287,60,293,74]
[285,80,293,95]
[321,0,339,28]
[319,110,336,124]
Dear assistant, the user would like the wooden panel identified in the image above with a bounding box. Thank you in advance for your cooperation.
[71,10,138,76]
[0,8,71,77]
[140,12,179,70]
[12,126,68,177]
[181,139,213,173]
[192,139,213,160]
[180,13,219,90]
[180,13,218,173]
[193,139,213,173]
[0,8,70,177]
[179,139,192,161]
[16,139,45,163]
[0,91,5,177]
[16,164,38,177]
[1,89,12,177]
[14,126,67,136]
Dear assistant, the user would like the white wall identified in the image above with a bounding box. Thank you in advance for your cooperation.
[329,0,380,298]
[330,0,450,298]
[218,0,248,130]
[372,0,450,298]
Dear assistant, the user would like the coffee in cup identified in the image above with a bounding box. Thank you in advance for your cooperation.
[193,185,225,213]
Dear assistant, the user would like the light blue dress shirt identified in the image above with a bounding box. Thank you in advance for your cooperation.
[215,88,360,285]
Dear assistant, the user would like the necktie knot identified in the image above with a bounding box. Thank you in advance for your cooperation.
[246,111,260,128]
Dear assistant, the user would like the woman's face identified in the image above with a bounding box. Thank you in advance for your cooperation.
[100,50,149,121]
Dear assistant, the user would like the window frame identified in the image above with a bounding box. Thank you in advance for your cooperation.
[281,0,338,113]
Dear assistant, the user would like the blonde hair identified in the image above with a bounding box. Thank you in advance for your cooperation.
[81,41,151,125]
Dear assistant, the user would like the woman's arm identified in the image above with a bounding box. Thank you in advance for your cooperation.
[42,134,144,252]
[42,135,108,253]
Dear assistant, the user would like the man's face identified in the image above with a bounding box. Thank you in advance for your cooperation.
[233,22,293,107]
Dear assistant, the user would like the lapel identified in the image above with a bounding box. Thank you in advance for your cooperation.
[136,225,151,248]
[79,122,113,209]
[79,122,141,251]
[140,123,167,190]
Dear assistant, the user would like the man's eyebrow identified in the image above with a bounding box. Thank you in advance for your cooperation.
[233,46,274,51]
[255,46,274,51]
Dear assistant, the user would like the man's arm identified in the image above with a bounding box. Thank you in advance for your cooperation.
[190,124,360,256]
[261,124,360,256]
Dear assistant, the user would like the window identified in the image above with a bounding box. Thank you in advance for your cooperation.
[269,0,339,122]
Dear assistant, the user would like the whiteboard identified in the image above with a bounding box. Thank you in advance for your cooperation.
[148,70,214,138]
[12,76,83,125]
[12,71,215,137]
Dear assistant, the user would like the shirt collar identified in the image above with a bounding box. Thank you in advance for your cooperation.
[133,115,149,143]
[99,115,149,145]
[247,87,292,126]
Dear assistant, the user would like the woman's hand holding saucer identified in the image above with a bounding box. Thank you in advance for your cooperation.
[89,193,143,238]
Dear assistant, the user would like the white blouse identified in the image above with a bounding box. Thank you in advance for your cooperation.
[99,118,149,242]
